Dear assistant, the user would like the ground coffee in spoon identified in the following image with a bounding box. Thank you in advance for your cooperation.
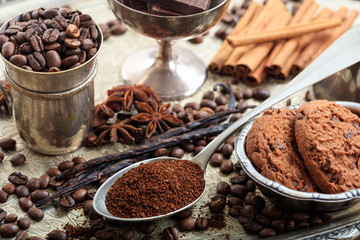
[105,159,205,218]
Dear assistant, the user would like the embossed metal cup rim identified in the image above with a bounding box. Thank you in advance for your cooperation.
[0,9,103,93]
[235,101,360,211]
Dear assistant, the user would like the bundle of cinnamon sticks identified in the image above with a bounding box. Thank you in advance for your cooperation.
[208,0,358,86]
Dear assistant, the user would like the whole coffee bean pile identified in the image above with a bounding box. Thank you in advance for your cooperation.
[106,160,205,218]
[207,163,333,238]
[0,7,100,72]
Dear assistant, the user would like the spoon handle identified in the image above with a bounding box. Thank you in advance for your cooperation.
[193,25,360,170]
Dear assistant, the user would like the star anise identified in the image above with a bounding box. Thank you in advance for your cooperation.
[94,119,143,145]
[93,103,115,127]
[104,91,124,112]
[0,80,11,114]
[107,84,161,112]
[131,98,183,138]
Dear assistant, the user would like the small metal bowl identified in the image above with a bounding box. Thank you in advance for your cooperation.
[235,101,360,212]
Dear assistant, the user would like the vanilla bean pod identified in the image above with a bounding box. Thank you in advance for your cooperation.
[36,159,137,207]
[213,83,236,110]
[57,123,232,180]
[145,109,240,144]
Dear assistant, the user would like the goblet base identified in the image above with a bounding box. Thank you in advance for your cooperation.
[121,46,206,100]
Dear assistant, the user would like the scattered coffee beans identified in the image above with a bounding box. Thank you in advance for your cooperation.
[2,183,15,194]
[10,153,26,166]
[0,138,16,149]
[0,223,19,237]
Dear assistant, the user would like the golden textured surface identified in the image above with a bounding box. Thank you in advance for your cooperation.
[1,0,360,239]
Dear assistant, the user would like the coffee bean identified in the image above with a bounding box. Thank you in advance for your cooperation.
[228,205,242,218]
[9,54,27,67]
[16,185,30,198]
[10,153,26,166]
[19,197,33,211]
[59,195,75,208]
[31,190,49,203]
[15,231,28,240]
[291,211,310,222]
[28,52,46,71]
[0,208,7,223]
[91,218,106,230]
[220,160,234,174]
[215,25,228,40]
[193,146,205,155]
[215,105,228,113]
[209,197,226,213]
[230,184,247,198]
[28,236,44,240]
[86,188,97,200]
[195,217,209,230]
[81,38,94,51]
[72,156,86,165]
[309,216,322,225]
[139,221,156,234]
[216,181,230,195]
[0,190,8,203]
[28,207,44,221]
[2,183,15,194]
[171,103,184,113]
[0,152,4,163]
[38,174,50,189]
[239,205,258,224]
[45,50,61,69]
[72,188,87,202]
[95,229,114,240]
[243,222,264,234]
[0,138,16,149]
[234,91,243,101]
[246,180,256,192]
[58,160,75,171]
[244,192,255,205]
[257,214,272,226]
[1,42,16,58]
[46,168,61,177]
[9,172,28,185]
[194,139,207,147]
[236,101,248,113]
[44,8,60,19]
[263,205,283,219]
[189,35,204,44]
[200,99,217,110]
[163,226,179,240]
[30,35,44,52]
[42,28,59,43]
[4,213,17,223]
[202,91,214,100]
[16,217,30,230]
[296,222,310,230]
[211,193,226,202]
[66,24,80,38]
[242,87,253,99]
[47,230,67,240]
[0,35,9,48]
[230,176,247,185]
[230,113,242,122]
[215,96,227,106]
[251,195,266,209]
[154,148,168,157]
[178,209,192,219]
[26,178,40,192]
[258,227,276,238]
[209,153,223,167]
[253,88,270,101]
[179,218,195,231]
[184,102,200,111]
[0,223,19,237]
[87,47,97,60]
[221,143,233,159]
[169,148,184,158]
[272,219,286,233]
[228,196,243,207]
[194,108,212,120]
[180,142,195,153]
[110,23,127,35]
[285,219,295,232]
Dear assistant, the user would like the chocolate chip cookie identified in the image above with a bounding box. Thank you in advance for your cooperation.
[246,108,317,192]
[295,100,360,194]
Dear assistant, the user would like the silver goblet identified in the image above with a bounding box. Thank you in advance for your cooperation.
[108,0,230,99]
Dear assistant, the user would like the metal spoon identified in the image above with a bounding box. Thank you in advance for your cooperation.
[93,25,360,222]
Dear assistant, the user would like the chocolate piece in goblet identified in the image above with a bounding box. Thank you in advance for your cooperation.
[108,0,230,99]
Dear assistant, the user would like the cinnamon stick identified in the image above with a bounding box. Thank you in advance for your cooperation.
[222,0,286,75]
[235,10,292,74]
[306,9,359,68]
[265,0,314,75]
[291,7,349,75]
[207,1,259,73]
[277,7,334,79]
[244,55,269,85]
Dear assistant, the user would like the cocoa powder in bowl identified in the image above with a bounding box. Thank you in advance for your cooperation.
[105,159,205,218]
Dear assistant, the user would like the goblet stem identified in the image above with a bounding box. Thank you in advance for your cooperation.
[156,40,174,64]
